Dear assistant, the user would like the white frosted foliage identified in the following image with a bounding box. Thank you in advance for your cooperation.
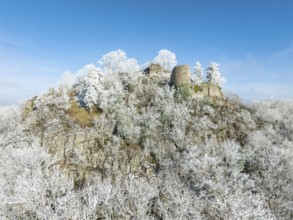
[153,49,177,72]
[98,49,140,74]
[83,64,104,107]
[206,62,226,87]
[192,61,203,84]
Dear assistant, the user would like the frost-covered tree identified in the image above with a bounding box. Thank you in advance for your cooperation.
[57,71,76,92]
[116,99,141,144]
[98,49,140,74]
[0,105,19,134]
[206,62,225,87]
[81,64,104,107]
[97,73,125,112]
[192,61,203,84]
[34,88,71,112]
[153,49,177,72]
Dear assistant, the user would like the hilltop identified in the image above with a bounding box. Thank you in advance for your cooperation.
[1,50,293,219]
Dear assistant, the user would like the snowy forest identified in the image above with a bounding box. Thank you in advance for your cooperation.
[1,49,293,219]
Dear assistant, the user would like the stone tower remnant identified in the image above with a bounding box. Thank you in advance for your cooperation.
[144,63,163,77]
[170,65,191,86]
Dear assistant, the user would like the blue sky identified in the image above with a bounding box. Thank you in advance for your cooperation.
[1,0,293,105]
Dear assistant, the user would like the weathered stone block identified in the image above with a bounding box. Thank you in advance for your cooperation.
[144,63,163,77]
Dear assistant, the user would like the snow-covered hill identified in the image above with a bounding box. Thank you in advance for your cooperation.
[1,50,293,219]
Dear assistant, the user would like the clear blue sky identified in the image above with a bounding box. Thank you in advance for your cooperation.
[1,0,293,105]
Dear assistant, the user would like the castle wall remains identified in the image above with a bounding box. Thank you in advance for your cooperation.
[170,65,190,86]
[144,63,163,77]
[191,83,223,99]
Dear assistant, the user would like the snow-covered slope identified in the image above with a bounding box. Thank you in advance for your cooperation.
[1,50,293,219]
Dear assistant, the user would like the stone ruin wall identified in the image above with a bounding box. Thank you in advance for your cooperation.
[144,63,163,77]
[208,84,223,98]
[144,63,223,99]
[191,84,223,99]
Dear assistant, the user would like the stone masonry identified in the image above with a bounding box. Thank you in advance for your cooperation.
[191,83,223,99]
[144,63,223,99]
[170,65,191,86]
[169,64,223,99]
[144,63,163,77]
